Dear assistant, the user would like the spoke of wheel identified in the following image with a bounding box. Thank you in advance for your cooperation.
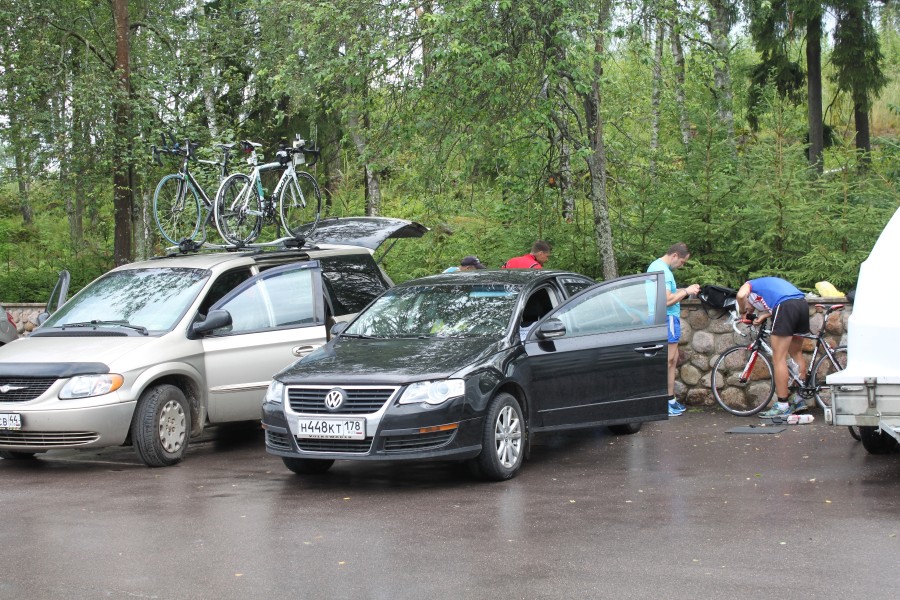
[495,406,521,467]
[158,400,185,453]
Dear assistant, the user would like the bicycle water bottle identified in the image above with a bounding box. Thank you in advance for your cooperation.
[787,358,800,381]
[787,414,814,425]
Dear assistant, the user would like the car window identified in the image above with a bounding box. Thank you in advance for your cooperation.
[346,283,519,338]
[559,276,594,296]
[213,267,319,335]
[519,287,559,340]
[554,278,658,337]
[39,268,210,333]
[198,268,254,316]
[318,254,391,316]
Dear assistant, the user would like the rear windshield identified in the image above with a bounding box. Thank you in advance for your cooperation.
[40,268,210,333]
[319,254,391,316]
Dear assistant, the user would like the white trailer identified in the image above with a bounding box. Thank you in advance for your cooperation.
[826,207,900,454]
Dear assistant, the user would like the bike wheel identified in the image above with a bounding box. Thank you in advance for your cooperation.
[214,173,262,245]
[153,174,201,245]
[711,346,775,416]
[812,346,848,409]
[279,171,322,239]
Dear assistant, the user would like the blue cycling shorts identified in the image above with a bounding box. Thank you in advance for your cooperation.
[666,315,681,344]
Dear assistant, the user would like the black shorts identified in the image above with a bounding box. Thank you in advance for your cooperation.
[771,298,810,337]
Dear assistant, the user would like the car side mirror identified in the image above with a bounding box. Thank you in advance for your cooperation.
[330,321,349,336]
[536,318,566,340]
[193,309,233,335]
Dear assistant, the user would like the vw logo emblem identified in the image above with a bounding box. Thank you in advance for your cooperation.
[324,388,345,411]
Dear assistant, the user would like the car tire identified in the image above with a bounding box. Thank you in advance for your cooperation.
[474,392,525,481]
[132,384,191,468]
[282,457,334,474]
[608,422,642,435]
[858,426,899,455]
[0,450,37,460]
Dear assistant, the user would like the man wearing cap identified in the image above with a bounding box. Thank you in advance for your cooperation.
[443,256,486,273]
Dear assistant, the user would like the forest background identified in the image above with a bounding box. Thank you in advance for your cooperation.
[1,0,898,302]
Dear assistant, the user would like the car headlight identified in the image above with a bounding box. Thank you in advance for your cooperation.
[265,380,285,404]
[59,374,124,399]
[398,379,465,406]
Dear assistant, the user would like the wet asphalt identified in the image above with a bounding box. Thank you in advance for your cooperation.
[0,408,897,600]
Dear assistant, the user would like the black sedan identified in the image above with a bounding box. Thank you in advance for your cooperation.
[262,269,670,480]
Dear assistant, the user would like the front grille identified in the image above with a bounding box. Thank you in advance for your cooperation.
[0,431,100,447]
[383,430,456,452]
[266,430,292,451]
[296,437,373,453]
[287,386,398,415]
[0,378,57,403]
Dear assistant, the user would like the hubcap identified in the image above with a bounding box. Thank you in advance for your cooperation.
[494,405,522,468]
[158,400,186,453]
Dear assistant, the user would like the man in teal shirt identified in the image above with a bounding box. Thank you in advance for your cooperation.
[648,243,700,416]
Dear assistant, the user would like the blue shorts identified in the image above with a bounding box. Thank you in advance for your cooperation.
[666,315,681,344]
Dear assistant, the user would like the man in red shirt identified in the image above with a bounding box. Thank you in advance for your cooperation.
[503,240,551,269]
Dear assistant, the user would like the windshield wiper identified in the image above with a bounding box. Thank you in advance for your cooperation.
[61,320,149,336]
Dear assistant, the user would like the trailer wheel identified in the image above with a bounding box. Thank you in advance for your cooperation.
[858,426,899,455]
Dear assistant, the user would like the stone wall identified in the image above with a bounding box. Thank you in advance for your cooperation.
[3,303,47,336]
[675,298,850,407]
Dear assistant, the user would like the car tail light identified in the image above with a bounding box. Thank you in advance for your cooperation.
[5,311,13,327]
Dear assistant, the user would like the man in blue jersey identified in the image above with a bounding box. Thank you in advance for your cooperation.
[648,243,701,416]
[736,276,810,418]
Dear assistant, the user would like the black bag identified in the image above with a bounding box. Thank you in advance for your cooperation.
[699,284,737,317]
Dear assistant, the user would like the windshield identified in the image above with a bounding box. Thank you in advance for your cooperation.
[345,283,520,338]
[41,268,210,333]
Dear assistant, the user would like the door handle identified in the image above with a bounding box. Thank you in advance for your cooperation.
[292,345,319,357]
[634,344,664,354]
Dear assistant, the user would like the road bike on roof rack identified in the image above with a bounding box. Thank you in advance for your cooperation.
[213,136,322,247]
[151,134,236,247]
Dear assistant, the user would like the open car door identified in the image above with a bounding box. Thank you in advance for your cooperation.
[524,272,669,429]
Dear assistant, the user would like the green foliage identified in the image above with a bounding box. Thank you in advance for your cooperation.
[1,0,898,303]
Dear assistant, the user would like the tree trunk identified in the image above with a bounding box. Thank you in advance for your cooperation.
[649,19,664,180]
[706,0,735,145]
[347,108,382,216]
[112,0,133,265]
[854,95,872,161]
[5,75,33,226]
[670,19,691,147]
[806,12,824,174]
[585,2,617,281]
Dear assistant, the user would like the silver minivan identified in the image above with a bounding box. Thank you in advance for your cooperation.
[0,218,425,466]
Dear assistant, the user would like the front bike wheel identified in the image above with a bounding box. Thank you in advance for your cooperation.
[279,171,322,239]
[214,173,262,245]
[711,346,775,416]
[153,174,201,245]
[812,346,848,409]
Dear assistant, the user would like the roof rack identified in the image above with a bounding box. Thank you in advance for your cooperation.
[154,235,319,260]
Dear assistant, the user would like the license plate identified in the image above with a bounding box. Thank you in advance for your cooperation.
[296,417,365,440]
[0,413,22,430]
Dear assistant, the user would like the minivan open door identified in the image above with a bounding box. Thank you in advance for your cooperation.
[37,270,71,325]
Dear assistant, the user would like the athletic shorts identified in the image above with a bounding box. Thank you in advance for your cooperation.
[666,315,681,344]
[771,298,810,337]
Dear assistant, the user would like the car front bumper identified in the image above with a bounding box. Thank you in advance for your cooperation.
[261,396,484,461]
[0,398,136,451]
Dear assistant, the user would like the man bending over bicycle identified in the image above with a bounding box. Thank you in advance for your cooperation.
[736,276,810,418]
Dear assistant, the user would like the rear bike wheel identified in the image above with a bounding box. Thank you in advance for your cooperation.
[711,346,775,416]
[278,171,322,239]
[811,346,848,410]
[154,174,201,245]
[214,173,262,245]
